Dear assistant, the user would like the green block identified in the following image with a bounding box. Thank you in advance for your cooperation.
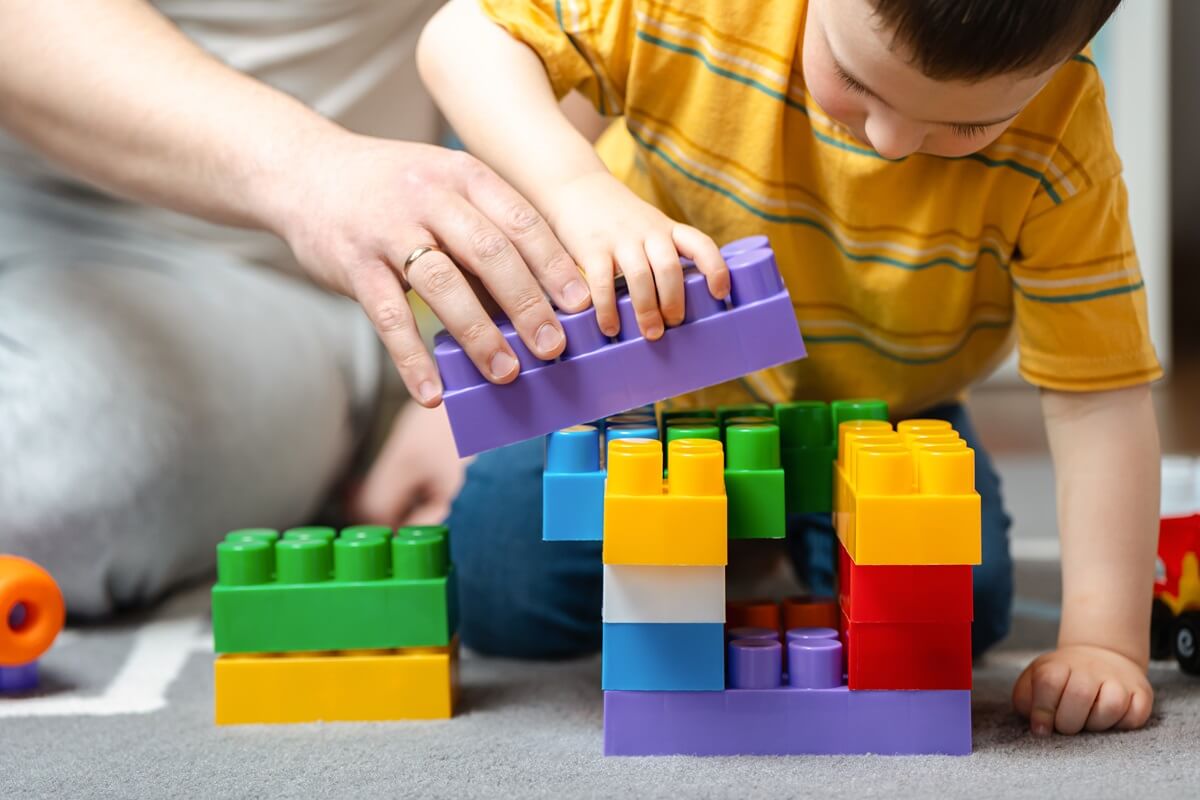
[716,404,772,426]
[211,525,457,654]
[725,423,786,539]
[775,399,888,514]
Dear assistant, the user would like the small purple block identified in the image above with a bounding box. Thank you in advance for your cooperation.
[603,687,972,756]
[728,639,782,689]
[0,662,39,694]
[435,241,806,456]
[788,638,843,689]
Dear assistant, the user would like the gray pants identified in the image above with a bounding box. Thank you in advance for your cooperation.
[0,177,383,616]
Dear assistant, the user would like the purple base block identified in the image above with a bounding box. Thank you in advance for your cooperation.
[437,244,806,456]
[0,662,39,694]
[603,688,972,756]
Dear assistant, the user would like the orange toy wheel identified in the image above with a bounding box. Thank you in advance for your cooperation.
[0,555,65,665]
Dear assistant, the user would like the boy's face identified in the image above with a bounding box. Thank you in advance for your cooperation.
[803,0,1064,159]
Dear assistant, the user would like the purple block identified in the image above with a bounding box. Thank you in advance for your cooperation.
[728,639,782,689]
[435,241,807,456]
[788,638,843,689]
[0,662,39,694]
[603,687,972,756]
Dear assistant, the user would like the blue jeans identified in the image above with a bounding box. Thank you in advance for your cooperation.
[446,403,1013,659]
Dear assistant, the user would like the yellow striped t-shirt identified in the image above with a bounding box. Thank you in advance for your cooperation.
[480,0,1161,415]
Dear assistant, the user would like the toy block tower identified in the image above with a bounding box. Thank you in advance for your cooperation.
[211,525,459,724]
[0,555,65,694]
[834,419,979,689]
[601,436,728,691]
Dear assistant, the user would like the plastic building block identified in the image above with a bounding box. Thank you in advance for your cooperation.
[726,599,781,631]
[214,641,458,724]
[842,607,972,690]
[542,425,606,542]
[774,399,888,514]
[602,565,725,623]
[435,239,807,456]
[0,662,39,694]
[716,404,772,426]
[782,595,839,630]
[604,638,971,755]
[602,622,725,690]
[603,439,728,566]
[839,542,973,623]
[211,526,457,654]
[664,419,720,444]
[835,420,982,565]
[0,555,65,667]
[724,423,785,539]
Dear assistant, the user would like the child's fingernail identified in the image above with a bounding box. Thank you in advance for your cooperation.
[563,279,590,307]
[489,350,518,379]
[1032,714,1053,737]
[418,380,440,403]
[646,322,664,340]
[535,322,564,354]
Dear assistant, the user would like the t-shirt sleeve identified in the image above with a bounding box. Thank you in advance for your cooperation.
[1010,73,1162,391]
[477,0,635,116]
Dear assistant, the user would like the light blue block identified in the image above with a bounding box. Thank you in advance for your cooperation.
[602,622,725,691]
[543,471,605,541]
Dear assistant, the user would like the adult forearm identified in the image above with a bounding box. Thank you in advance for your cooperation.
[1043,385,1160,665]
[417,0,607,219]
[0,0,339,232]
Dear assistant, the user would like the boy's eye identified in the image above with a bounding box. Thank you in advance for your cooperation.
[834,63,871,97]
[950,123,991,138]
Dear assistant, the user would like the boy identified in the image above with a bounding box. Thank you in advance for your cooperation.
[419,0,1160,736]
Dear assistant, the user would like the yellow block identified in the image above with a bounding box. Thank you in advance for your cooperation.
[214,641,458,725]
[603,438,727,566]
[834,420,981,565]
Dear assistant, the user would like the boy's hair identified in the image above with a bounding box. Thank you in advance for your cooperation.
[871,0,1123,81]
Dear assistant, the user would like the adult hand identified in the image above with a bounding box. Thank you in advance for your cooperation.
[347,401,468,528]
[279,135,592,407]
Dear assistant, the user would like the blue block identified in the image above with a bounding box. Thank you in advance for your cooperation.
[542,427,606,541]
[0,662,39,693]
[602,622,725,691]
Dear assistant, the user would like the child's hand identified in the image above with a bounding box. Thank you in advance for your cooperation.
[1012,644,1153,736]
[542,171,730,340]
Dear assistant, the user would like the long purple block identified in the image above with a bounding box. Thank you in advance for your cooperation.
[603,688,972,756]
[0,662,39,693]
[436,242,806,456]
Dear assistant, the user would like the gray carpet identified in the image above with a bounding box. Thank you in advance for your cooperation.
[2,562,1199,800]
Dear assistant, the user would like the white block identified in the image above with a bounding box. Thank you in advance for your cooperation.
[602,565,725,623]
[1161,456,1199,518]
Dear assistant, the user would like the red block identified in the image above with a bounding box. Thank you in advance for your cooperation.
[839,542,973,623]
[841,608,972,690]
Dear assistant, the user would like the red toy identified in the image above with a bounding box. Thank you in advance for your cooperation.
[1151,513,1200,674]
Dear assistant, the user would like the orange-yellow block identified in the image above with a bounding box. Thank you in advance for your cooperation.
[214,641,457,725]
[834,419,981,566]
[603,438,727,566]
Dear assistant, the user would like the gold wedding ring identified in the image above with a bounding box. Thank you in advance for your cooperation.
[401,245,445,283]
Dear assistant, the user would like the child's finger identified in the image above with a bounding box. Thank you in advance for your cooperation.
[645,234,685,326]
[615,241,664,341]
[580,252,619,337]
[672,224,729,300]
[1028,660,1071,736]
[1084,681,1132,732]
[1012,664,1035,718]
[1115,686,1154,730]
[1054,670,1101,735]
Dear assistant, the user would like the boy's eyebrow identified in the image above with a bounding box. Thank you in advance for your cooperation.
[831,54,1022,128]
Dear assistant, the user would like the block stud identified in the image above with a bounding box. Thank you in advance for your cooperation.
[719,234,770,258]
[716,404,772,426]
[728,639,783,689]
[334,534,390,582]
[782,596,841,630]
[607,423,659,443]
[433,334,482,391]
[216,539,273,587]
[614,294,642,342]
[726,249,783,306]
[785,627,839,643]
[917,445,976,495]
[224,528,280,545]
[831,399,889,438]
[284,526,337,544]
[855,445,915,495]
[667,438,725,496]
[607,439,663,495]
[726,423,781,471]
[392,527,448,579]
[495,320,543,372]
[662,409,716,426]
[726,626,780,642]
[726,599,781,630]
[340,525,393,541]
[681,270,726,323]
[841,430,902,483]
[896,419,954,436]
[546,425,601,473]
[787,638,843,689]
[776,401,833,448]
[665,421,720,445]
[558,307,611,358]
[275,538,332,584]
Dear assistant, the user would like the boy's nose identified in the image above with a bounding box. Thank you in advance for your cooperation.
[864,114,924,160]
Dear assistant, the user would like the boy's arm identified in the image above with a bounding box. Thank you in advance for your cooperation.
[1012,384,1157,735]
[418,0,729,339]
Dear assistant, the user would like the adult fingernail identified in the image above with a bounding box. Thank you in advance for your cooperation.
[535,322,563,354]
[563,279,590,308]
[418,380,440,403]
[490,350,518,379]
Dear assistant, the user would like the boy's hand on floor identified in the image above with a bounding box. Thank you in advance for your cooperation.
[542,171,729,340]
[1012,644,1153,736]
